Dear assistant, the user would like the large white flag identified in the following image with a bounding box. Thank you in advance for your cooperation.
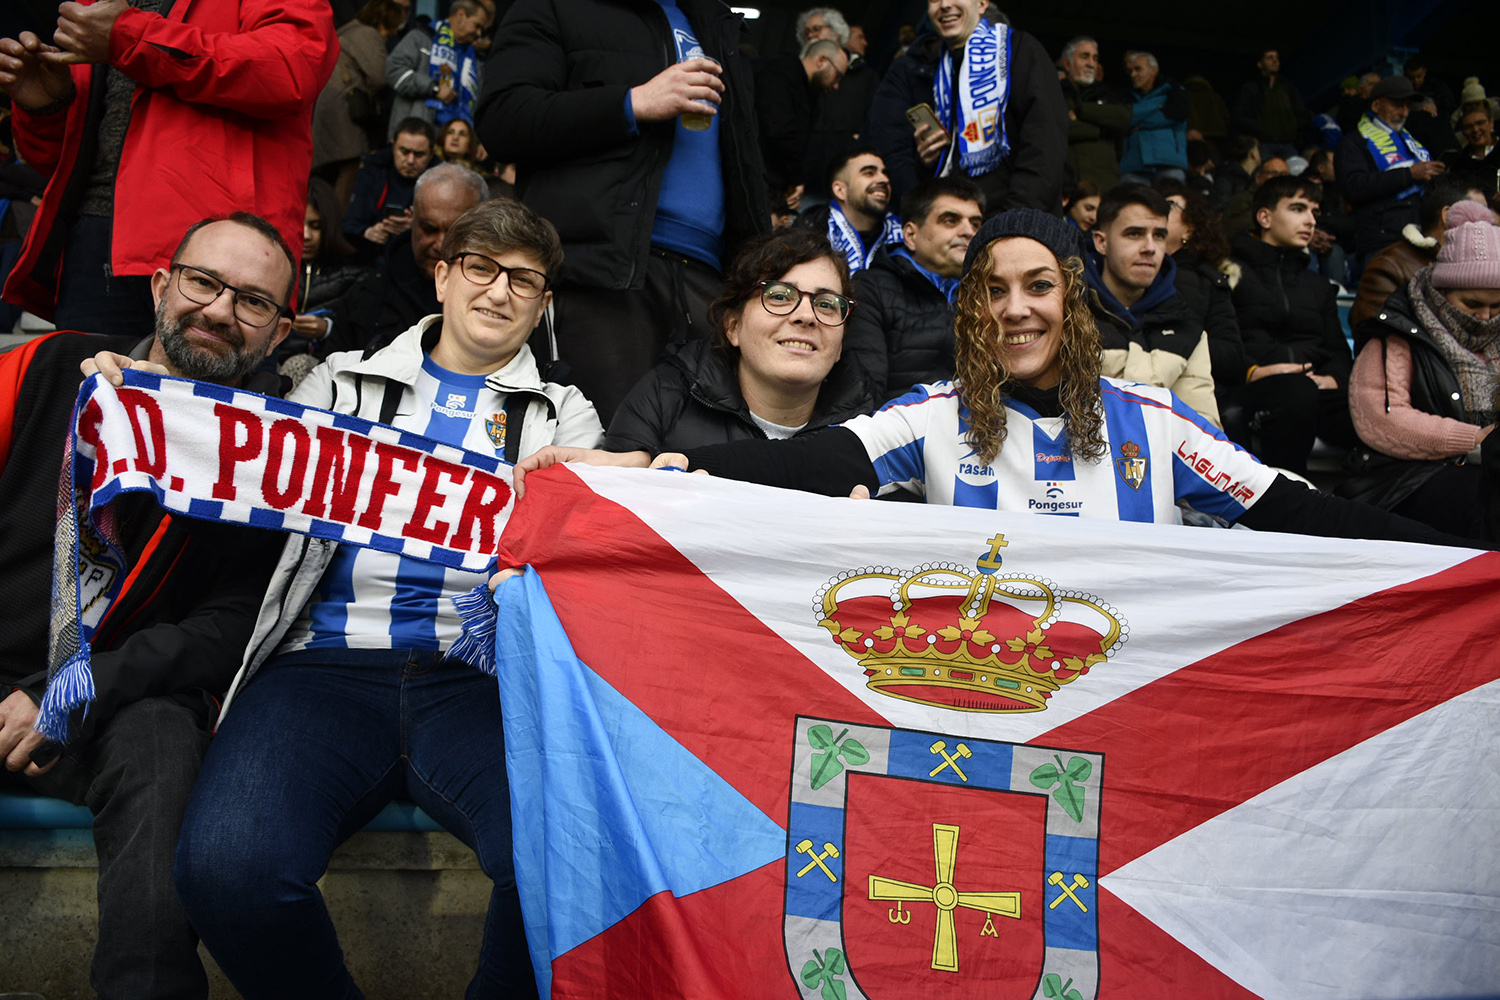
[493,464,1500,1000]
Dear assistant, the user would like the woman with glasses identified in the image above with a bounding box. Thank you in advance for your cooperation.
[519,209,1471,544]
[172,198,600,999]
[603,228,873,455]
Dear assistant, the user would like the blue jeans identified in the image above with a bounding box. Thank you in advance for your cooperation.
[173,649,535,999]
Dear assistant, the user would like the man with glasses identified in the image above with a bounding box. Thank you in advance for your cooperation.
[756,37,849,214]
[339,162,488,353]
[172,198,602,999]
[0,212,295,999]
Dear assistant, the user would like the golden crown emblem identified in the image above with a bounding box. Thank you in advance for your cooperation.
[814,534,1127,713]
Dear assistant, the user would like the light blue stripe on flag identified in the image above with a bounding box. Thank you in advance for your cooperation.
[493,569,787,997]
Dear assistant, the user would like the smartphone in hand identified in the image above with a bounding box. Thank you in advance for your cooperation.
[905,103,944,134]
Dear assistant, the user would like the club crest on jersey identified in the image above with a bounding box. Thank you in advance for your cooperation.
[783,716,1103,1000]
[814,535,1127,714]
[1114,441,1147,491]
[485,412,507,452]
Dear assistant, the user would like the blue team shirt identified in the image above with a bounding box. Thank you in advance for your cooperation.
[285,358,497,654]
[644,0,726,269]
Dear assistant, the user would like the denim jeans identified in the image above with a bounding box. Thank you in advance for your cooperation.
[173,649,535,999]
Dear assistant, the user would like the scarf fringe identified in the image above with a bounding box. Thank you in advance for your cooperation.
[36,651,94,743]
[450,582,499,675]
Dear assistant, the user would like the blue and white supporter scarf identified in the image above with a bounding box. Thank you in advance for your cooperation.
[826,202,903,274]
[1358,112,1430,202]
[932,19,1013,178]
[424,19,480,127]
[40,371,516,741]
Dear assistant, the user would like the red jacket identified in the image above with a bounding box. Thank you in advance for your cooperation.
[3,0,338,318]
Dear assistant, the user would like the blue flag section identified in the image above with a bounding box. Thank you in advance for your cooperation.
[492,570,788,996]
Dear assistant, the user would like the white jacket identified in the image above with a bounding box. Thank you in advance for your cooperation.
[217,316,602,720]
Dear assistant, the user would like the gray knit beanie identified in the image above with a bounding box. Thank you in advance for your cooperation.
[963,209,1085,278]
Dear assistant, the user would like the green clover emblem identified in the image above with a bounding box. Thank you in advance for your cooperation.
[1043,973,1084,1000]
[1030,754,1093,823]
[800,948,847,1000]
[807,725,869,790]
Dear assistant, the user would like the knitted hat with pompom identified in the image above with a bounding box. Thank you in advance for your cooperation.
[1432,199,1500,289]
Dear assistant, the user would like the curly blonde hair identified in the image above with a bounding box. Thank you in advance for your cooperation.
[952,240,1106,465]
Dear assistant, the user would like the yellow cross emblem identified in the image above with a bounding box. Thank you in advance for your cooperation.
[976,532,1009,572]
[866,823,1021,973]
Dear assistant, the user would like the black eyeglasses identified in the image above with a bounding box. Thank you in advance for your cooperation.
[172,265,289,328]
[752,280,855,325]
[449,252,549,299]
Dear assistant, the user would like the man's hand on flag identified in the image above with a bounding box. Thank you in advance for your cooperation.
[80,351,169,386]
[487,566,523,592]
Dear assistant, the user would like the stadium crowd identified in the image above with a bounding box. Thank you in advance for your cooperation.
[0,0,1496,996]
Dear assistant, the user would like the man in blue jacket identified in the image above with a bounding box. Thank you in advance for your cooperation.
[1120,51,1188,185]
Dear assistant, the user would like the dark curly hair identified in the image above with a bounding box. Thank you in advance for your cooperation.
[1180,193,1230,265]
[952,240,1106,466]
[708,227,853,355]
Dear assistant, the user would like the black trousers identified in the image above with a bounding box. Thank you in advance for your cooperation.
[1225,372,1356,476]
[7,697,213,1000]
[550,248,721,426]
[53,215,156,337]
[1390,463,1485,540]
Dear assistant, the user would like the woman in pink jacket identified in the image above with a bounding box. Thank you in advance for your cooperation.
[1342,198,1499,539]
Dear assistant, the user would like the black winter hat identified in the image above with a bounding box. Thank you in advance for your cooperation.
[962,209,1085,278]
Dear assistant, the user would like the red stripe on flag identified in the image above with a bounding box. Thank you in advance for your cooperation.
[548,861,789,999]
[1040,551,1500,875]
[500,467,885,821]
[1095,886,1262,999]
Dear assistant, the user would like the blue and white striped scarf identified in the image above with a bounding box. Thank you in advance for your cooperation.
[40,370,514,741]
[826,202,903,274]
[932,19,1013,178]
[424,19,480,127]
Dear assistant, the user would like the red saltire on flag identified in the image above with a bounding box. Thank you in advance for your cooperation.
[494,464,1500,1000]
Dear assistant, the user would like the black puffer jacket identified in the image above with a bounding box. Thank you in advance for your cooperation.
[864,27,1066,211]
[1172,248,1246,388]
[844,246,955,401]
[1229,232,1352,383]
[603,338,873,453]
[477,0,768,291]
[1338,285,1470,511]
